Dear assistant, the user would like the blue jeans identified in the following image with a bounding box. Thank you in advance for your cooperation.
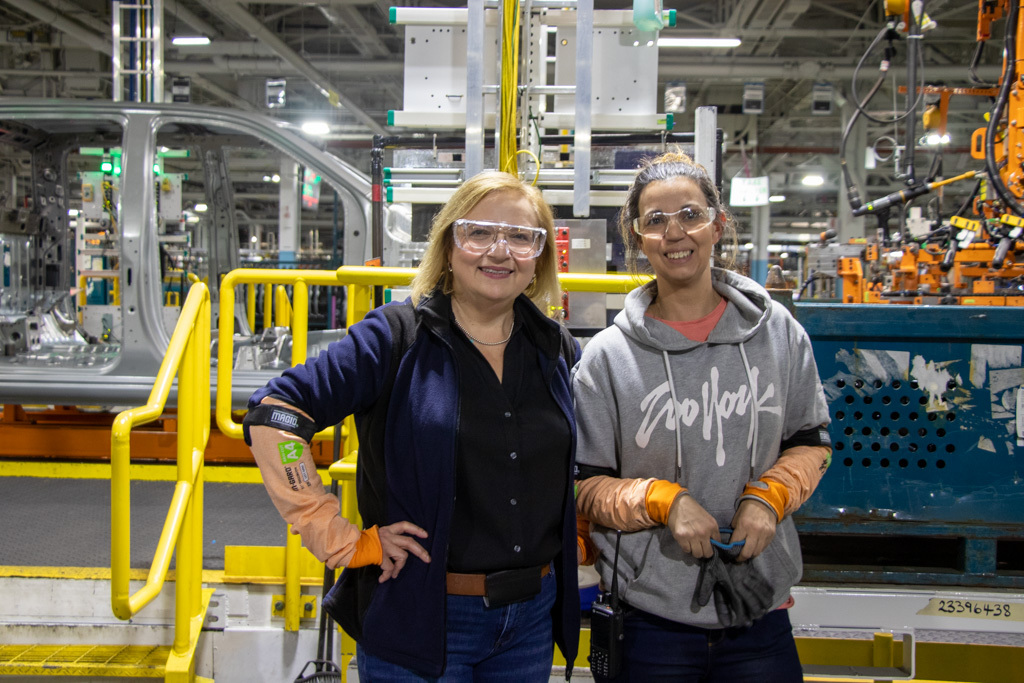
[357,570,556,682]
[598,605,802,683]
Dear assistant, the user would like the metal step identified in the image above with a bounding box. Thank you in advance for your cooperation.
[0,644,168,677]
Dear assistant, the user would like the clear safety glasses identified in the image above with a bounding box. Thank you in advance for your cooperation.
[632,206,717,238]
[452,219,547,258]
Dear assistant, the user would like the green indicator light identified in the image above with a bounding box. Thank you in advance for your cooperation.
[101,161,113,173]
[114,166,122,176]
[153,163,161,174]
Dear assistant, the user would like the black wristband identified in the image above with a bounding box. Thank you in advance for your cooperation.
[242,403,318,446]
[780,425,832,452]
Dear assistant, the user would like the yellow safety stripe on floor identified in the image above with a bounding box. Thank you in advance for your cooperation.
[0,566,227,583]
[0,459,331,485]
[0,644,169,677]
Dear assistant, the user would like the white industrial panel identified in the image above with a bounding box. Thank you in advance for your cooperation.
[403,25,499,113]
[157,173,183,222]
[553,26,658,117]
[79,171,111,221]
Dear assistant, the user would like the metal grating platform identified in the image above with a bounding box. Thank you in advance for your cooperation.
[0,477,286,569]
[0,644,168,677]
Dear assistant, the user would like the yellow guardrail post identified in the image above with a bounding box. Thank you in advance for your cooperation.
[110,282,213,682]
[263,282,273,329]
[246,283,257,331]
[216,269,345,634]
[275,284,291,328]
[283,278,310,632]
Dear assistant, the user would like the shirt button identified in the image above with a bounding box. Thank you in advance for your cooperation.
[509,452,517,460]
[504,411,512,418]
[513,545,521,553]
[510,498,517,506]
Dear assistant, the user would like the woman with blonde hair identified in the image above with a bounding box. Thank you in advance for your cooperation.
[574,152,831,681]
[245,170,580,681]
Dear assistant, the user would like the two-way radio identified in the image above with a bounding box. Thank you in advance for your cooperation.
[589,530,624,679]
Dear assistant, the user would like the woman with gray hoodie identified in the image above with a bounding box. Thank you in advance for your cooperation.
[574,151,832,682]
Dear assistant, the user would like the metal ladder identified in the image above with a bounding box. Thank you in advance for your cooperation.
[112,0,164,102]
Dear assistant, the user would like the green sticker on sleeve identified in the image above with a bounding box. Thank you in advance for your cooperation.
[278,440,303,464]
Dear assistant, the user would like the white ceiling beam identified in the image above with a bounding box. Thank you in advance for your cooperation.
[1,0,111,55]
[165,57,401,77]
[659,61,1000,82]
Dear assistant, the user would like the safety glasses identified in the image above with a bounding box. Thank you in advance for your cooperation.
[452,219,547,258]
[632,206,717,238]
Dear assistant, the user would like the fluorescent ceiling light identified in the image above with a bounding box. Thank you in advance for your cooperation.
[658,37,741,48]
[801,174,825,187]
[769,195,786,203]
[171,36,210,46]
[301,121,331,136]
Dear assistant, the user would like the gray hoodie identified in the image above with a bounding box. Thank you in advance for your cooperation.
[573,268,830,628]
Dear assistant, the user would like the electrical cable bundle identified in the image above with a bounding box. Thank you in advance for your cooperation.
[984,1,1024,217]
[498,0,521,175]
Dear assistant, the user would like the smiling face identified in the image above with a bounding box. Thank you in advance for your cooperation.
[637,176,722,293]
[449,190,540,311]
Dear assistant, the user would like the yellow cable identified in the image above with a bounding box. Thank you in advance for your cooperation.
[499,0,521,175]
[515,148,540,185]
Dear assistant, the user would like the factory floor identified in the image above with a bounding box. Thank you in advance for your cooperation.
[3,463,1024,683]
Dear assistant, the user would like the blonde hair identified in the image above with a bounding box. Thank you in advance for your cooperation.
[618,150,738,279]
[410,171,561,316]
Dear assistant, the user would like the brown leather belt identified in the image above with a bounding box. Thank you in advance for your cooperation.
[446,564,550,596]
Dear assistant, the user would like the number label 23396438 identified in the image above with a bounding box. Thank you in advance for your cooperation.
[918,598,1022,621]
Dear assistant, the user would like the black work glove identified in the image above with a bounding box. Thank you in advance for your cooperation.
[693,546,774,627]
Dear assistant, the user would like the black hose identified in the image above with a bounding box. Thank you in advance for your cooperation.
[984,1,1024,217]
[850,26,925,126]
[969,40,996,88]
[954,177,983,217]
[840,70,887,210]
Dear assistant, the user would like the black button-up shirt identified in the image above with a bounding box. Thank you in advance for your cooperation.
[446,308,571,573]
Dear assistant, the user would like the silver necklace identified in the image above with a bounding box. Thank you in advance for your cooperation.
[453,310,515,346]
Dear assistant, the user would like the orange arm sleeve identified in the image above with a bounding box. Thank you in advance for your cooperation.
[576,476,687,531]
[740,445,832,520]
[576,515,598,566]
[249,397,381,569]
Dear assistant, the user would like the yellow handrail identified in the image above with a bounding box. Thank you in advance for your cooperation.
[78,272,122,307]
[275,284,292,327]
[217,266,644,440]
[216,268,344,440]
[110,282,212,681]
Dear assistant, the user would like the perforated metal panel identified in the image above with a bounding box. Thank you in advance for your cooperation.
[793,303,1024,586]
[831,375,963,488]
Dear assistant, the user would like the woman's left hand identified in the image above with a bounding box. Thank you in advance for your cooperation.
[729,500,777,562]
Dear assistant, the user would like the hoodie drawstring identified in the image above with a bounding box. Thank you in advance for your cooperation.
[738,341,759,479]
[661,350,684,481]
